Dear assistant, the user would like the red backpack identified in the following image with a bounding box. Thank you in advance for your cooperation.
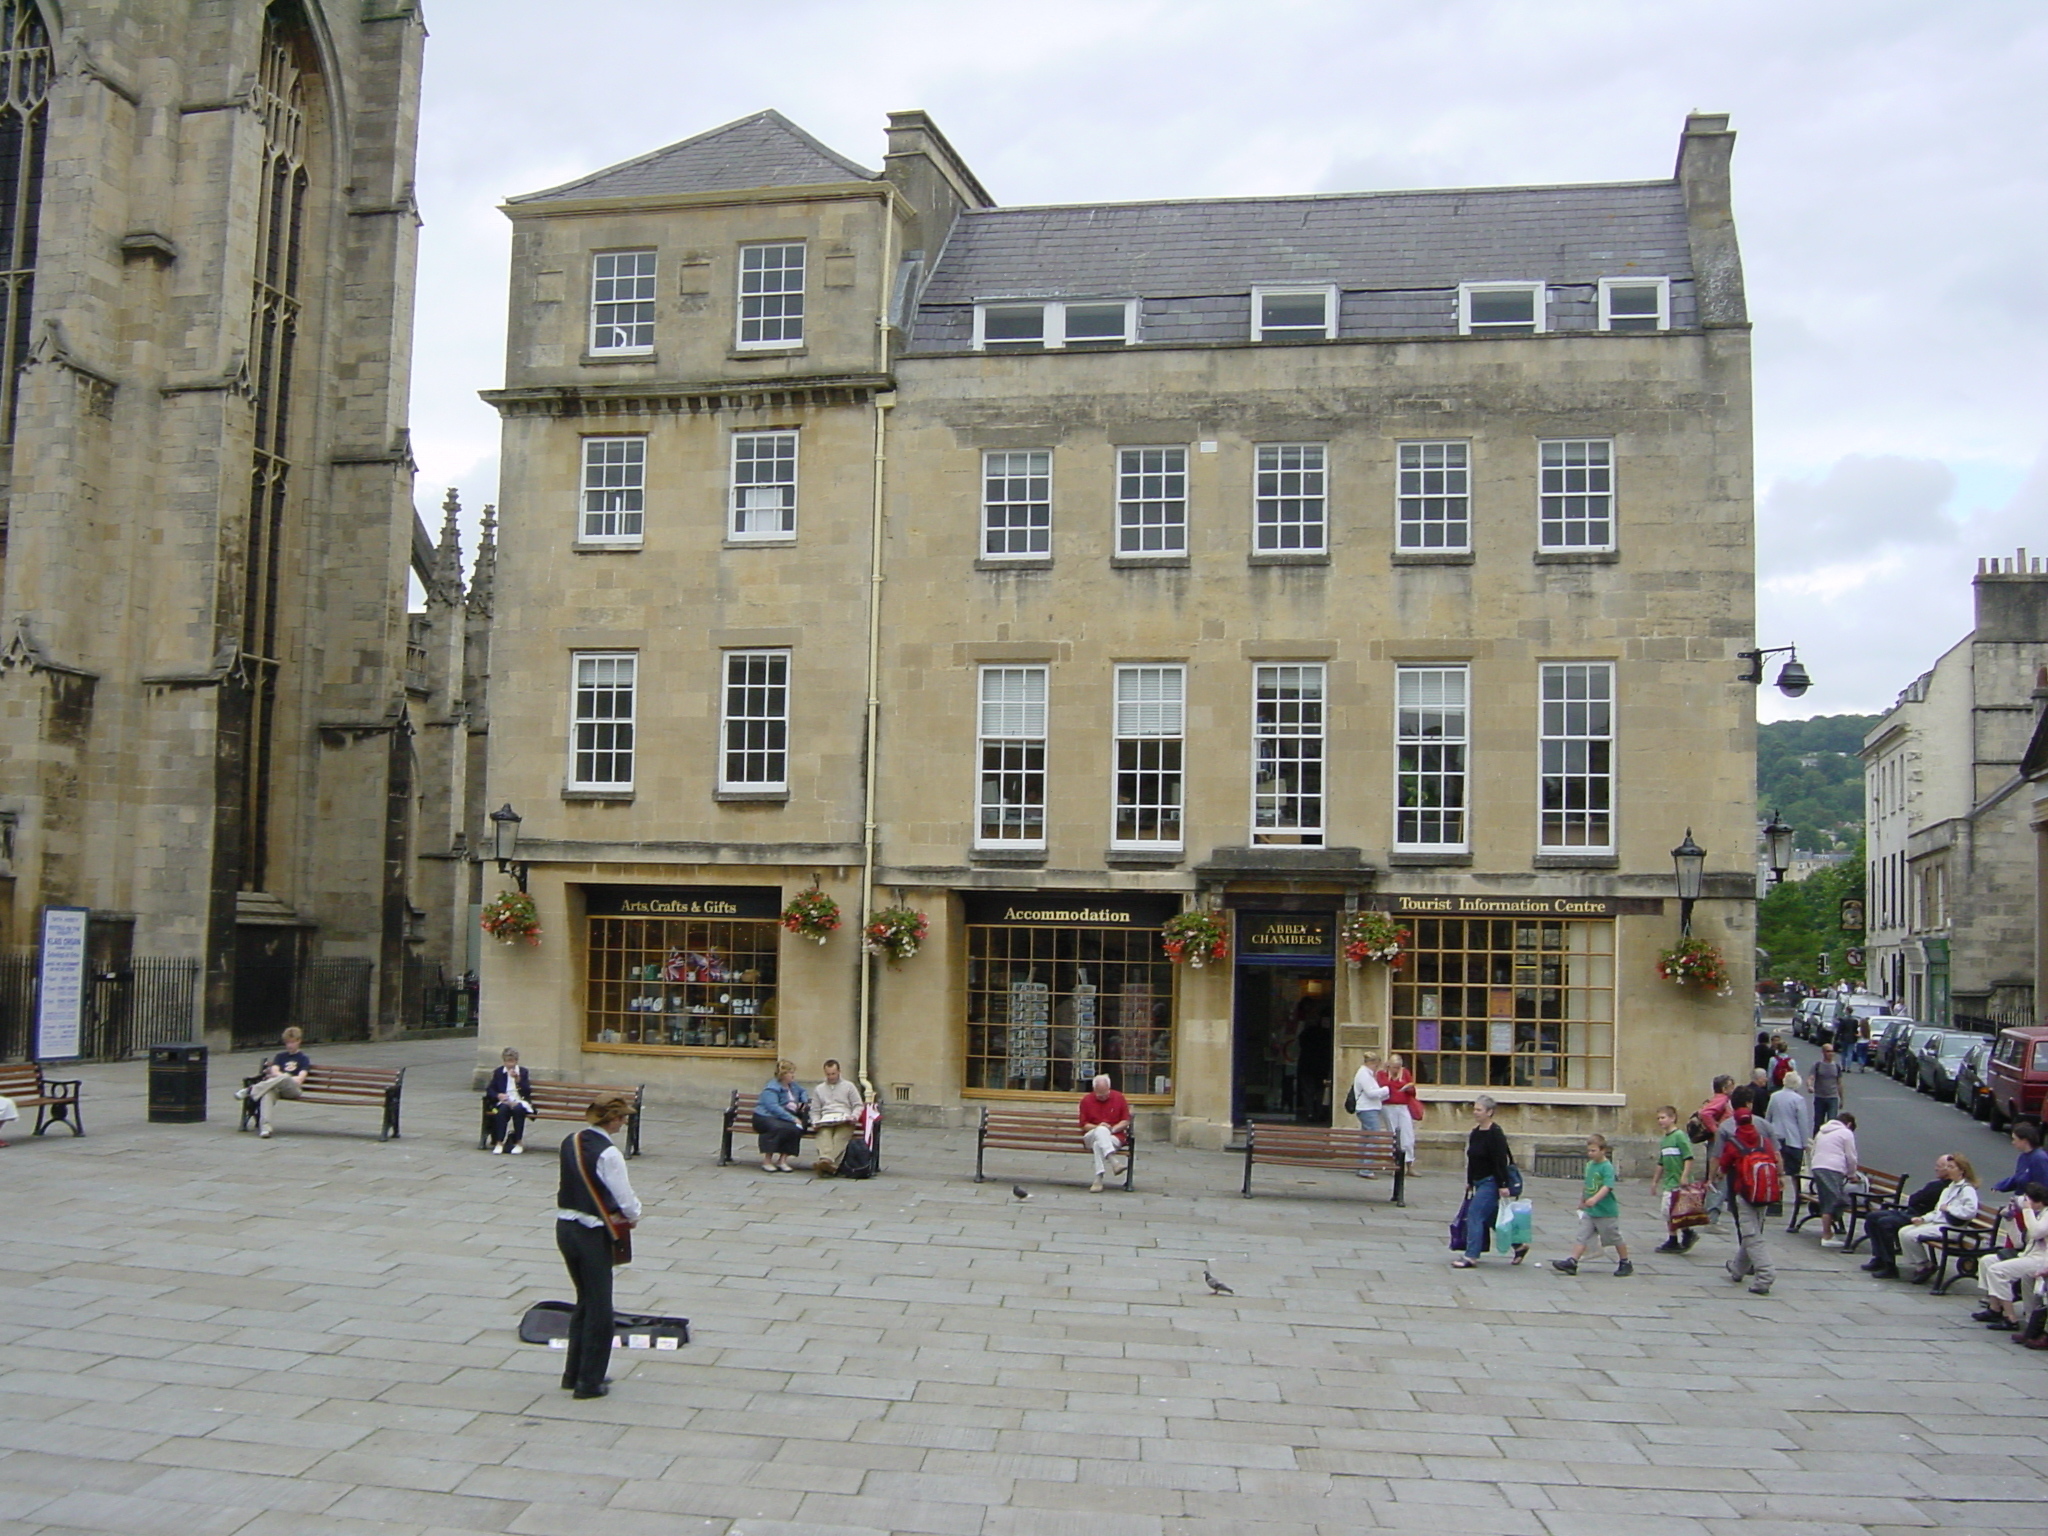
[1731,1121,1782,1206]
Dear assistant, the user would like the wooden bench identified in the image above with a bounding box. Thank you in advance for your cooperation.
[974,1106,1132,1189]
[480,1080,645,1158]
[0,1061,85,1138]
[1839,1165,1905,1253]
[1241,1125,1405,1203]
[239,1065,404,1140]
[719,1090,883,1171]
[1924,1209,2004,1295]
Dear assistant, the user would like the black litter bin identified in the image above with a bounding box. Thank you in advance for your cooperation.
[148,1042,209,1123]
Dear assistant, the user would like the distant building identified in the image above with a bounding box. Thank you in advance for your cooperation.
[1863,552,2048,1026]
[479,107,1758,1149]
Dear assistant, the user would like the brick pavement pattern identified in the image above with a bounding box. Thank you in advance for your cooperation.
[2,1040,2043,1535]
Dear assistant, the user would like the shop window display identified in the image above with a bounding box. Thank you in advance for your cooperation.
[586,911,780,1052]
[965,920,1174,1097]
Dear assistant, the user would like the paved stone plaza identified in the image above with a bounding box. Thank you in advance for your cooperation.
[2,1040,2043,1536]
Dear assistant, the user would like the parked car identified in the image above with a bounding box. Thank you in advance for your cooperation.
[1872,1016,1919,1075]
[1952,1038,1995,1119]
[1986,1026,2048,1132]
[1893,1024,1947,1088]
[1918,1030,1980,1101]
[1793,997,1827,1042]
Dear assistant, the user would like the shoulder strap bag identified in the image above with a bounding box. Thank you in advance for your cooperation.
[572,1130,633,1266]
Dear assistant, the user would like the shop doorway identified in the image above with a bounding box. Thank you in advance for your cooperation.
[1232,964,1336,1124]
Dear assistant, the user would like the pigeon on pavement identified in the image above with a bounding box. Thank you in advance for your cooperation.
[1203,1264,1234,1295]
[1012,1185,1031,1200]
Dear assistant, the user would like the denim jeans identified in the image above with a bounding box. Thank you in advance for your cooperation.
[1465,1176,1501,1261]
[1355,1108,1385,1133]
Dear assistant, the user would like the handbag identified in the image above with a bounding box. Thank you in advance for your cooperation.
[1667,1180,1712,1230]
[1449,1194,1472,1251]
[1344,1085,1358,1114]
[1505,1157,1525,1199]
[571,1129,633,1266]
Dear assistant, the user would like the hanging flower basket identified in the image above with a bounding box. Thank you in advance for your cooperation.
[1161,910,1229,969]
[781,887,842,945]
[480,889,541,946]
[1340,910,1410,969]
[863,906,929,962]
[1657,936,1731,995]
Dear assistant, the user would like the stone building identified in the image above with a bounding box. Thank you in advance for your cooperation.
[480,107,1759,1153]
[0,2,460,1051]
[1863,552,2048,1028]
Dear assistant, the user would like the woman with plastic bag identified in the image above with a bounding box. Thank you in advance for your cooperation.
[1451,1096,1528,1268]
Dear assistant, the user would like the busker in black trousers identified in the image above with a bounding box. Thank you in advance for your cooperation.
[555,1097,641,1399]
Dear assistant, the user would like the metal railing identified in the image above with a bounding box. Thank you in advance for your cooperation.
[294,958,374,1044]
[0,954,201,1061]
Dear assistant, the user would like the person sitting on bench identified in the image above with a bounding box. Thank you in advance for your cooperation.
[484,1047,534,1154]
[238,1026,312,1139]
[810,1059,863,1175]
[1078,1074,1131,1193]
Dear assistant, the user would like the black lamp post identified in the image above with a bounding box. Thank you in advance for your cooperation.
[1762,809,1795,885]
[488,803,528,893]
[1671,828,1706,937]
[1737,644,1812,698]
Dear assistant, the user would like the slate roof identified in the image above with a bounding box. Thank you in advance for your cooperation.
[510,110,876,205]
[909,179,1696,349]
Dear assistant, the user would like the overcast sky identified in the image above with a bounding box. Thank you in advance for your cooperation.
[406,0,2047,724]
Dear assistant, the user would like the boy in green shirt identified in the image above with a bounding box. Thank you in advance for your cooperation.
[1552,1133,1631,1276]
[1653,1104,1697,1254]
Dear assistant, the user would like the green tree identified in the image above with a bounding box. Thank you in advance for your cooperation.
[1756,840,1868,988]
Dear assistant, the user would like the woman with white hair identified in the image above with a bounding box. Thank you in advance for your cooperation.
[1765,1068,1814,1211]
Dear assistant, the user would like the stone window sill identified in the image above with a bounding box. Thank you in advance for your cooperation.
[581,351,656,367]
[714,790,789,804]
[1249,552,1329,568]
[970,847,1047,866]
[1388,851,1474,867]
[1111,555,1190,570]
[1392,550,1474,566]
[723,537,798,550]
[1106,848,1183,867]
[562,789,635,803]
[729,347,808,361]
[1532,853,1620,869]
[574,541,642,554]
[976,557,1052,572]
[1534,549,1620,565]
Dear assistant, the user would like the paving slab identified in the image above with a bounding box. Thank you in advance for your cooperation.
[2,1038,2045,1534]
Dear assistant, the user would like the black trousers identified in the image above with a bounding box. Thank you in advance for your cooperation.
[488,1103,530,1149]
[1866,1208,1915,1265]
[555,1219,615,1391]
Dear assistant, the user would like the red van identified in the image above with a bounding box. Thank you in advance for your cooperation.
[1986,1026,2048,1130]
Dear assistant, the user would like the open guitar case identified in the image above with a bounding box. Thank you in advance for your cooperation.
[519,1300,690,1348]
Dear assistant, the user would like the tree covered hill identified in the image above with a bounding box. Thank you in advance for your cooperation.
[1758,714,1878,852]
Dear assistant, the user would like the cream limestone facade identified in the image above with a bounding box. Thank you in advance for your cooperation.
[0,3,451,1051]
[482,109,1757,1163]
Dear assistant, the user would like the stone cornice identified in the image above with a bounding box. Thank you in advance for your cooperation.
[479,373,893,420]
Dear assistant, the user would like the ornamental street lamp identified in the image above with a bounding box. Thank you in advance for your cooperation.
[1671,828,1706,936]
[1737,644,1812,698]
[488,803,528,893]
[1762,809,1795,885]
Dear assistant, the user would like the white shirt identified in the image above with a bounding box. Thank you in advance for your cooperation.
[556,1127,642,1227]
[1351,1067,1389,1113]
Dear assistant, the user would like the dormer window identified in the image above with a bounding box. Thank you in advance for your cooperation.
[1599,277,1670,332]
[1251,285,1336,341]
[1458,282,1544,335]
[973,299,1137,350]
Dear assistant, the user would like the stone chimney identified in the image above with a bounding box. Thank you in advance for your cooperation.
[1973,548,2048,643]
[882,109,993,263]
[1676,112,1746,328]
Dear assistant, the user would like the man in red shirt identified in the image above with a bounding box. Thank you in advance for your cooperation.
[1078,1075,1131,1193]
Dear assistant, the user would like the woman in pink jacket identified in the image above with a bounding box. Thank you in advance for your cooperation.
[1808,1111,1859,1246]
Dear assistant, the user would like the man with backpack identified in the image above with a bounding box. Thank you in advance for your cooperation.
[1710,1084,1782,1295]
